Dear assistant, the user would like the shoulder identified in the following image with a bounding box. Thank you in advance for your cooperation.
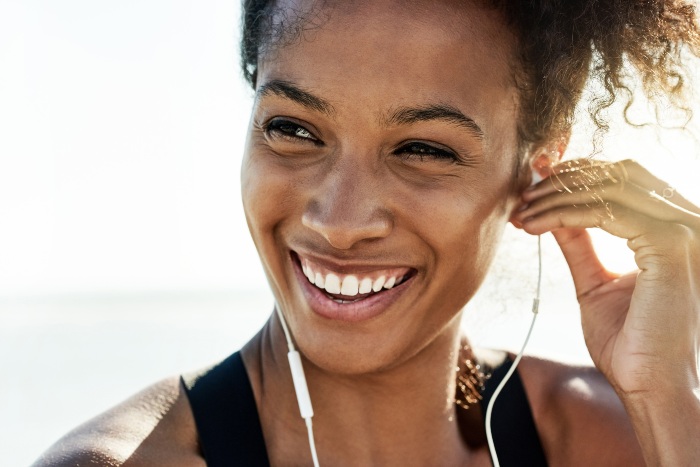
[518,355,645,466]
[32,377,205,467]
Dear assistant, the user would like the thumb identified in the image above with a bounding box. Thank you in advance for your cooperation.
[551,228,615,298]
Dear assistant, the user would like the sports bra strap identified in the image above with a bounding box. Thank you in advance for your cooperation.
[182,351,270,467]
[479,356,548,466]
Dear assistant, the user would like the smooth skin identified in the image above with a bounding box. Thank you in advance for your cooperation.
[34,0,699,465]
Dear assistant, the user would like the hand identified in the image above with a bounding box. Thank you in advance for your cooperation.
[512,159,700,397]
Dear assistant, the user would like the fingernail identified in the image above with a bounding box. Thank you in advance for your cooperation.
[517,203,529,212]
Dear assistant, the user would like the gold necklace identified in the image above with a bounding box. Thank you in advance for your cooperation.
[455,345,490,410]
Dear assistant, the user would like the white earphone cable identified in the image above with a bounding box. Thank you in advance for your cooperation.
[305,418,320,467]
[484,234,542,467]
[275,304,321,467]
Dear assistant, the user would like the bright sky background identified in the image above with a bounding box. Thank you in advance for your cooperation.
[0,0,262,297]
[3,1,700,465]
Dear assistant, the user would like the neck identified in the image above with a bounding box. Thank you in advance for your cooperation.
[241,311,475,466]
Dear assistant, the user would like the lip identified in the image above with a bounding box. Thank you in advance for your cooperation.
[290,251,416,322]
[293,249,413,276]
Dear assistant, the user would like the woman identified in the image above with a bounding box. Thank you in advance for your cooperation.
[36,0,700,465]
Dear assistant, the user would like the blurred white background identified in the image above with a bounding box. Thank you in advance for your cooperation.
[2,1,700,465]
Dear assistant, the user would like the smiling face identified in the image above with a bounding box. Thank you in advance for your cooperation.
[242,0,524,374]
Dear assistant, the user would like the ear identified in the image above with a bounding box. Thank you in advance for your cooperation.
[528,133,570,185]
[510,135,569,224]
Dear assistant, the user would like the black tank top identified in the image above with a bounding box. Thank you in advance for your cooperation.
[182,351,547,466]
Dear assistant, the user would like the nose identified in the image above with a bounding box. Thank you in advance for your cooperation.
[302,162,393,250]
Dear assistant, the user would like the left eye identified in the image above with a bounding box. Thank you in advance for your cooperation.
[393,142,458,162]
[264,118,320,144]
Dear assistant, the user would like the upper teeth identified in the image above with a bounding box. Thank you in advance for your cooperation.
[300,257,407,297]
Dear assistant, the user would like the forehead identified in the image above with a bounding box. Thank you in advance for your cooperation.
[262,0,516,79]
[257,0,519,143]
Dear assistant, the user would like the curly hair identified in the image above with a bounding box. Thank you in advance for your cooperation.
[240,0,700,152]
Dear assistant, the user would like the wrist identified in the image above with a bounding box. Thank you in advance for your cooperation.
[612,351,700,401]
[620,381,700,411]
[620,386,700,466]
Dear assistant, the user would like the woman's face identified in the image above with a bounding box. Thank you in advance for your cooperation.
[242,0,523,373]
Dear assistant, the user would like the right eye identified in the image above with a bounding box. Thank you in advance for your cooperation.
[264,118,321,145]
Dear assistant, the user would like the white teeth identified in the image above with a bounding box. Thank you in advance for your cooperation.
[324,274,341,294]
[372,276,386,292]
[300,256,408,298]
[314,272,325,288]
[304,265,315,284]
[340,275,359,296]
[359,277,373,294]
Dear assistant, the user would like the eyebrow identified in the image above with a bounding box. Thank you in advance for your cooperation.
[385,104,484,139]
[256,80,335,115]
[256,80,483,139]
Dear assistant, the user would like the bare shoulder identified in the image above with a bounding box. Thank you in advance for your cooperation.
[517,356,644,466]
[32,377,205,467]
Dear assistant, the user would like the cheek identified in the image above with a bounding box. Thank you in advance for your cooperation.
[450,199,509,285]
[241,154,270,243]
[242,145,297,237]
[241,148,298,288]
[403,169,513,302]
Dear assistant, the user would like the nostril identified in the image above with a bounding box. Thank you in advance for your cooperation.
[301,210,393,250]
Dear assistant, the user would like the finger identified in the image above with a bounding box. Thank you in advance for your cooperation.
[521,202,653,240]
[525,202,697,282]
[550,228,616,298]
[608,160,700,214]
[524,159,700,216]
[518,173,700,229]
[605,160,700,215]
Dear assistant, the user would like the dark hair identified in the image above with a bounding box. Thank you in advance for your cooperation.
[240,0,700,151]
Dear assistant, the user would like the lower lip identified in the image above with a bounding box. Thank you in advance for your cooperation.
[291,254,414,323]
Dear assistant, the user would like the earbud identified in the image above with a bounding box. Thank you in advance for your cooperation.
[530,142,563,187]
[530,168,543,186]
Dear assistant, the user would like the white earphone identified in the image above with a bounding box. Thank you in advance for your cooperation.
[274,306,320,467]
[531,169,544,185]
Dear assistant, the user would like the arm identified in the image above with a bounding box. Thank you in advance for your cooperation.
[32,377,204,467]
[514,159,700,465]
[620,386,700,466]
[519,357,646,466]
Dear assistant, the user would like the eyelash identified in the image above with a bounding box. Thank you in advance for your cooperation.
[264,118,460,162]
[264,118,321,145]
[393,142,458,162]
